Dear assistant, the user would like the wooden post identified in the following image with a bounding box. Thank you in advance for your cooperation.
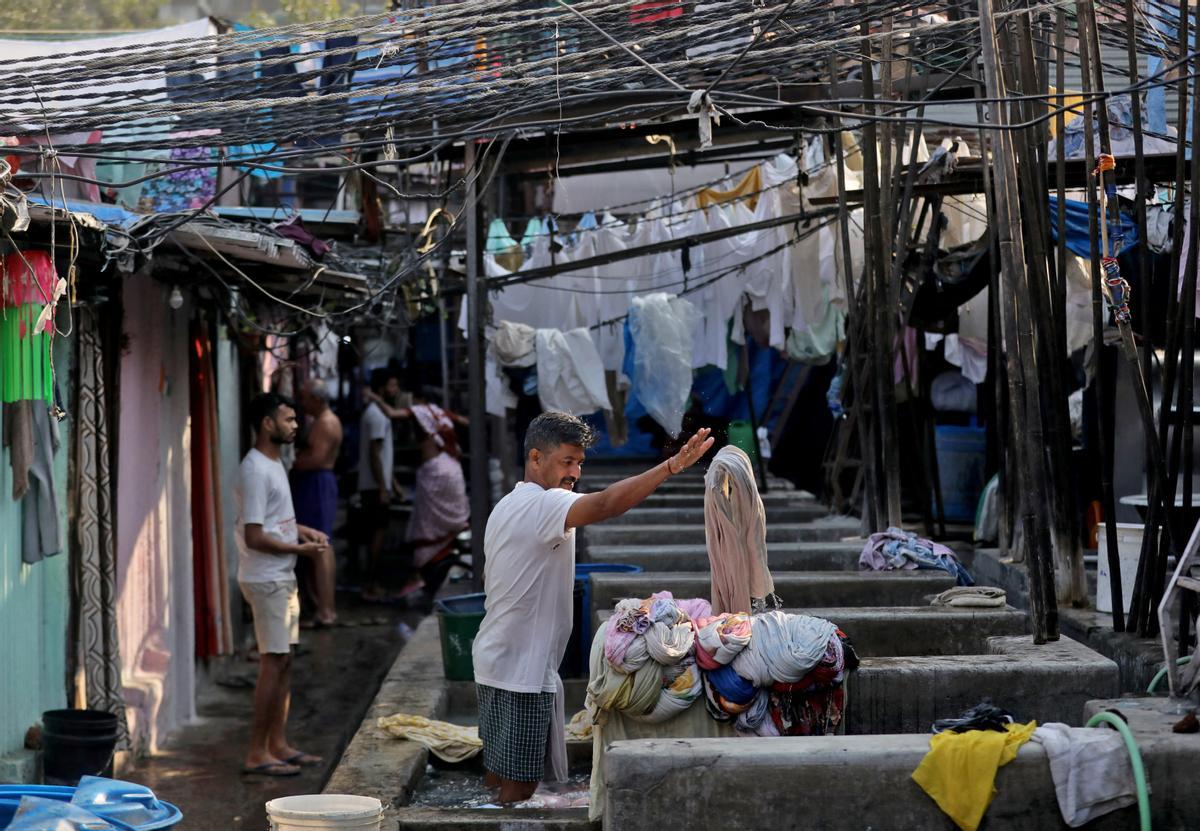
[465,141,490,590]
[859,10,902,529]
[1005,10,1086,606]
[978,0,1059,641]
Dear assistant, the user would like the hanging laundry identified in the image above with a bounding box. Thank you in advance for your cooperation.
[484,348,517,417]
[486,217,523,272]
[628,292,701,434]
[859,528,975,586]
[1145,203,1173,254]
[535,328,611,416]
[1031,722,1139,827]
[912,721,1038,831]
[491,320,536,367]
[3,401,33,499]
[786,296,844,365]
[704,445,774,614]
[974,474,1001,544]
[930,370,977,414]
[272,215,331,259]
[1,250,58,405]
[19,404,62,563]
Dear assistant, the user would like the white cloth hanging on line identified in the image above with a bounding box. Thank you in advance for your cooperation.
[536,328,612,416]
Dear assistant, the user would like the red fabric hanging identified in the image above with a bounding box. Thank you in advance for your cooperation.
[189,320,231,658]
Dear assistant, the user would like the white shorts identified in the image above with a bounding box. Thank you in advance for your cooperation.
[240,580,300,655]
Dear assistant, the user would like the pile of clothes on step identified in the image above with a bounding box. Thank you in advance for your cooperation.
[913,701,1140,831]
[586,591,858,737]
[859,527,975,586]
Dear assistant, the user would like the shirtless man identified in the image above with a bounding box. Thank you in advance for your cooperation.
[291,379,343,626]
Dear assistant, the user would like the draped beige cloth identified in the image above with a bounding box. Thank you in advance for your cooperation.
[704,445,774,614]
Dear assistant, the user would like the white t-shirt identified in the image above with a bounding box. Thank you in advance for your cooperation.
[471,482,585,693]
[357,402,394,493]
[235,449,299,583]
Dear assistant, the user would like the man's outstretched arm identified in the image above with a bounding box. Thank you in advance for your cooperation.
[565,428,714,530]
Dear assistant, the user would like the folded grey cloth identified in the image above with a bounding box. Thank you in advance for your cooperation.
[930,586,1007,607]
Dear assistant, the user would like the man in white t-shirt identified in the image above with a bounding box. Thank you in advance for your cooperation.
[472,411,713,804]
[358,368,398,600]
[236,392,331,777]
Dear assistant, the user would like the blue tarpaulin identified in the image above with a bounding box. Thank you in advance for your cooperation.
[1048,195,1139,259]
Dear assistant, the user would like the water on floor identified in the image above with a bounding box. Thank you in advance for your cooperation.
[410,766,591,809]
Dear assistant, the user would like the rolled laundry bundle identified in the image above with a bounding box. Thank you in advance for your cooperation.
[733,610,839,686]
[644,620,695,666]
[695,613,753,666]
[676,596,713,621]
[736,688,778,737]
[643,659,703,723]
[707,663,757,710]
[930,586,1007,608]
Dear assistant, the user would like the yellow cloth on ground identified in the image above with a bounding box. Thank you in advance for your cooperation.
[911,721,1037,831]
[377,713,482,763]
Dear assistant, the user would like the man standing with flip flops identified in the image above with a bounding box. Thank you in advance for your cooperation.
[236,392,331,777]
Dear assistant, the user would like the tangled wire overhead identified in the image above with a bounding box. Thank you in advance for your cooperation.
[0,0,1180,160]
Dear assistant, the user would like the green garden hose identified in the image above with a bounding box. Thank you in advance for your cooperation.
[1085,711,1151,831]
[1146,656,1192,695]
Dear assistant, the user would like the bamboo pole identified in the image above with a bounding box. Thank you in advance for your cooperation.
[465,140,489,590]
[859,11,895,529]
[978,0,1059,642]
[1008,9,1086,605]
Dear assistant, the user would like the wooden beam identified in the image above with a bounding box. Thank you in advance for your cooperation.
[808,152,1183,204]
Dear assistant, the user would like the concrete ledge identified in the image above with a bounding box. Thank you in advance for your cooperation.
[602,735,1148,830]
[0,748,37,784]
[395,808,591,830]
[972,548,1168,693]
[848,635,1119,733]
[581,541,863,570]
[604,504,824,525]
[582,517,860,549]
[588,571,955,623]
[594,605,1027,657]
[325,616,449,816]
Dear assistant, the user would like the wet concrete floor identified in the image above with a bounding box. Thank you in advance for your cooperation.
[126,594,425,830]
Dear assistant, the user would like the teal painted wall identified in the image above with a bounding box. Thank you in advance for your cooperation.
[0,336,71,761]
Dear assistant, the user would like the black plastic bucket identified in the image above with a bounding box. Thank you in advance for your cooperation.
[41,709,119,785]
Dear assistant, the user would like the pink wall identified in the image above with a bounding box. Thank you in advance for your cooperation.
[115,272,195,755]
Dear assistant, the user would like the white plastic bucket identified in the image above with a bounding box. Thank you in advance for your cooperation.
[265,794,383,831]
[1095,523,1144,614]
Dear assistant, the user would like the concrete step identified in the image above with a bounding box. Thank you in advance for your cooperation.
[581,477,797,496]
[580,541,864,571]
[593,490,817,509]
[849,635,1119,734]
[594,604,1028,657]
[583,517,859,547]
[606,503,825,525]
[586,571,956,622]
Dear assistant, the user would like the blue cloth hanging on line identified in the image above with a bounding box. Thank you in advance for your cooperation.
[1048,195,1139,259]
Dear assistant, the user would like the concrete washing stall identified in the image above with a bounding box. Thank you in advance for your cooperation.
[327,578,1124,829]
[325,475,1162,829]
